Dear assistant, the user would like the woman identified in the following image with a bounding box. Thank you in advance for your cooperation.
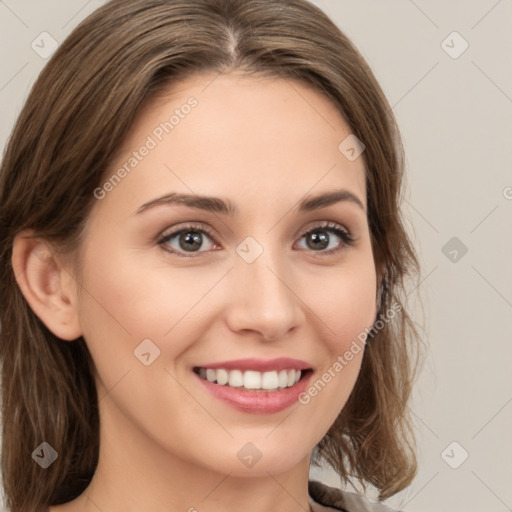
[0,1,420,511]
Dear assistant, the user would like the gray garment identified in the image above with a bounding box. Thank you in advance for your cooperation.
[309,481,403,512]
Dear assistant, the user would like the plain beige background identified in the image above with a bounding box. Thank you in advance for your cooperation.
[1,1,511,511]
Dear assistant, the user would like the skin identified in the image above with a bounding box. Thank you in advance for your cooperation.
[13,72,379,512]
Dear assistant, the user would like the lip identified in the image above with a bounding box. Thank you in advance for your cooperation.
[195,371,312,414]
[193,358,313,414]
[195,357,312,372]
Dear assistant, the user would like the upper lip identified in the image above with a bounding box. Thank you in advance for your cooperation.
[194,357,312,372]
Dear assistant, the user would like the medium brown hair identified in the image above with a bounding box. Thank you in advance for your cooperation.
[0,0,421,509]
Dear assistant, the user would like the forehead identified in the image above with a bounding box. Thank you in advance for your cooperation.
[95,72,367,219]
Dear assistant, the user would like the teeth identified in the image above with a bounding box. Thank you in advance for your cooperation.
[216,369,229,385]
[228,369,244,387]
[197,368,304,390]
[278,369,289,388]
[244,371,261,389]
[261,371,279,390]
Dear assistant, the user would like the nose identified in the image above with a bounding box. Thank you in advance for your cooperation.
[224,248,305,342]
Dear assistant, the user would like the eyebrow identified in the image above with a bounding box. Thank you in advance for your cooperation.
[136,189,365,216]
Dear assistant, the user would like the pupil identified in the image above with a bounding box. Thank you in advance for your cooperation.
[180,231,202,251]
[309,231,328,250]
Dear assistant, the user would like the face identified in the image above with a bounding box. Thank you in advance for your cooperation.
[71,72,378,477]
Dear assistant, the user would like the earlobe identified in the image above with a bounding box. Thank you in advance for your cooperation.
[11,231,83,341]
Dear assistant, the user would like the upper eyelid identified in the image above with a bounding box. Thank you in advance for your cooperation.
[159,222,216,242]
[298,220,351,236]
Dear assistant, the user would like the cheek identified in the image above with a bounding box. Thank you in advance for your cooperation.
[306,256,377,352]
[76,240,217,353]
[74,245,223,451]
[295,256,376,432]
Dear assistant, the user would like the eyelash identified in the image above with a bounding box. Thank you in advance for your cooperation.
[157,221,355,258]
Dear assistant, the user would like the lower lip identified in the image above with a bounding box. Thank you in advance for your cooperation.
[195,371,312,414]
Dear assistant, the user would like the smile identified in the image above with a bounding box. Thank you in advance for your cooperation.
[192,357,313,413]
[194,367,303,391]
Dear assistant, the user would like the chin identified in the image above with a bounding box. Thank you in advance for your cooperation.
[196,434,313,477]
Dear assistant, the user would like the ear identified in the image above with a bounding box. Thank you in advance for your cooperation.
[11,230,83,341]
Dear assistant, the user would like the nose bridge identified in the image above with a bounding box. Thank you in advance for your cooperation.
[226,237,303,340]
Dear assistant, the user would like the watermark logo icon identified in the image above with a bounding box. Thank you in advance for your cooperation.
[442,237,468,263]
[338,134,365,161]
[32,442,58,469]
[441,441,469,469]
[33,247,52,263]
[236,236,263,264]
[237,442,262,468]
[31,32,58,59]
[441,31,469,59]
[134,338,161,366]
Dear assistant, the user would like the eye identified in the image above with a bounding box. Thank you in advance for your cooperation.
[158,223,218,257]
[158,221,355,258]
[295,222,355,255]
